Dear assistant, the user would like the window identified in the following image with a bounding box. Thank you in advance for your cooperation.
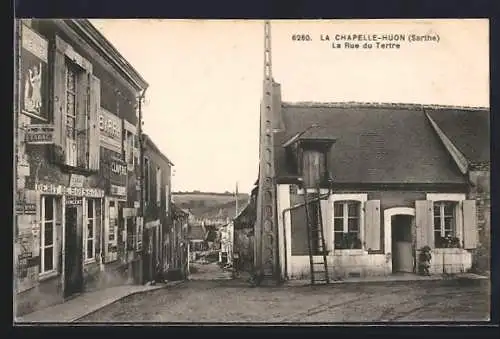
[40,196,57,274]
[156,167,162,204]
[85,198,97,262]
[65,61,79,166]
[144,157,150,203]
[433,201,459,248]
[333,201,362,250]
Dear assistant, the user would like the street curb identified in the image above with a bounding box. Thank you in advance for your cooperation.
[71,281,186,322]
[283,274,489,288]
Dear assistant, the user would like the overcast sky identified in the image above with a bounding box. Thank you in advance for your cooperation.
[90,19,489,194]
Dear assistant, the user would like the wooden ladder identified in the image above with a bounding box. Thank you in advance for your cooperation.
[303,184,330,285]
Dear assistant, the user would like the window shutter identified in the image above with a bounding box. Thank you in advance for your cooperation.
[104,198,111,262]
[52,38,68,161]
[365,200,381,251]
[320,199,330,252]
[82,198,88,260]
[88,75,101,171]
[415,200,434,249]
[462,200,478,249]
[76,73,90,168]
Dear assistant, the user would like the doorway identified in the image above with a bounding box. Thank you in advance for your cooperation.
[391,215,414,273]
[64,203,83,298]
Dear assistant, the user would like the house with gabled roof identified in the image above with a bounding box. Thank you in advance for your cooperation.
[267,88,489,281]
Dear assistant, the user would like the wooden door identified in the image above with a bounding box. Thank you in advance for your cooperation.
[64,204,83,298]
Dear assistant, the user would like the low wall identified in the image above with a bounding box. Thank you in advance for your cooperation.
[287,248,473,280]
[289,251,390,280]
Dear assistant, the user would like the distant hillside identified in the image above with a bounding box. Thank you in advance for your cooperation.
[172,192,249,220]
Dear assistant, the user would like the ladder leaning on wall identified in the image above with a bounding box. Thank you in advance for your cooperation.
[303,182,331,285]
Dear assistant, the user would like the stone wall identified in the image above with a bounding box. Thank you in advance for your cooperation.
[468,169,490,274]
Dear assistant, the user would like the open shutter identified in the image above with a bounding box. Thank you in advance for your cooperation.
[320,199,330,252]
[415,200,434,249]
[365,200,381,251]
[88,75,101,171]
[52,37,68,163]
[82,198,88,261]
[462,200,478,249]
[76,72,90,168]
[103,198,110,262]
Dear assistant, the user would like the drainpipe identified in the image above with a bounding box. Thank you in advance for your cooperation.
[281,192,330,280]
[137,87,148,284]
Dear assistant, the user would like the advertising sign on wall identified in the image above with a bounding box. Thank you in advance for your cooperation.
[21,25,49,120]
[99,108,123,153]
[35,183,105,198]
[25,124,55,144]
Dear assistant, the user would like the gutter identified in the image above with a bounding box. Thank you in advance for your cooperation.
[280,192,330,280]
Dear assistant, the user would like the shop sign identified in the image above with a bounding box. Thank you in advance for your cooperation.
[99,108,122,153]
[110,184,127,197]
[145,219,160,229]
[35,183,104,198]
[110,160,127,177]
[21,25,49,120]
[134,201,140,209]
[122,208,136,218]
[69,174,85,188]
[66,196,83,206]
[25,124,55,144]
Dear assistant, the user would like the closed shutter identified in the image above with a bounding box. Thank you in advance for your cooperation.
[415,200,434,249]
[365,200,381,251]
[88,75,101,170]
[52,38,68,162]
[462,200,478,249]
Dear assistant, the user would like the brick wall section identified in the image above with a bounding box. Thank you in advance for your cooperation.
[468,168,490,274]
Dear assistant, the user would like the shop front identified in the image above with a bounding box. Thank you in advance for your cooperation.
[15,180,105,314]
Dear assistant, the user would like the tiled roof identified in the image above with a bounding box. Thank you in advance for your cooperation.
[426,108,490,164]
[276,103,468,184]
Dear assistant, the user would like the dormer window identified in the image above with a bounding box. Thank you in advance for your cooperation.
[282,126,336,189]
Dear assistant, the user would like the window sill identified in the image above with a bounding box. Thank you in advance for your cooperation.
[332,249,365,256]
[432,248,464,254]
[39,270,59,282]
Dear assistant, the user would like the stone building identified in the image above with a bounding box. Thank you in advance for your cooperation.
[14,19,148,316]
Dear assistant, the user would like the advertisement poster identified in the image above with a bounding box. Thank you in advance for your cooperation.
[20,24,49,120]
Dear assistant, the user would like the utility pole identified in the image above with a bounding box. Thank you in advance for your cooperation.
[235,182,239,216]
[138,87,147,284]
[254,20,280,284]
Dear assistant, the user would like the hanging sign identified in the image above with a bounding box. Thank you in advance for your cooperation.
[25,124,55,144]
[110,184,127,198]
[69,174,85,188]
[21,25,49,120]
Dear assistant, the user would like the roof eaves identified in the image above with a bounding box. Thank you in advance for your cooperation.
[143,134,175,166]
[282,101,489,111]
[425,111,469,175]
[70,20,149,91]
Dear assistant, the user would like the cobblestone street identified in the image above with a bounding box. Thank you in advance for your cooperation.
[78,274,490,323]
